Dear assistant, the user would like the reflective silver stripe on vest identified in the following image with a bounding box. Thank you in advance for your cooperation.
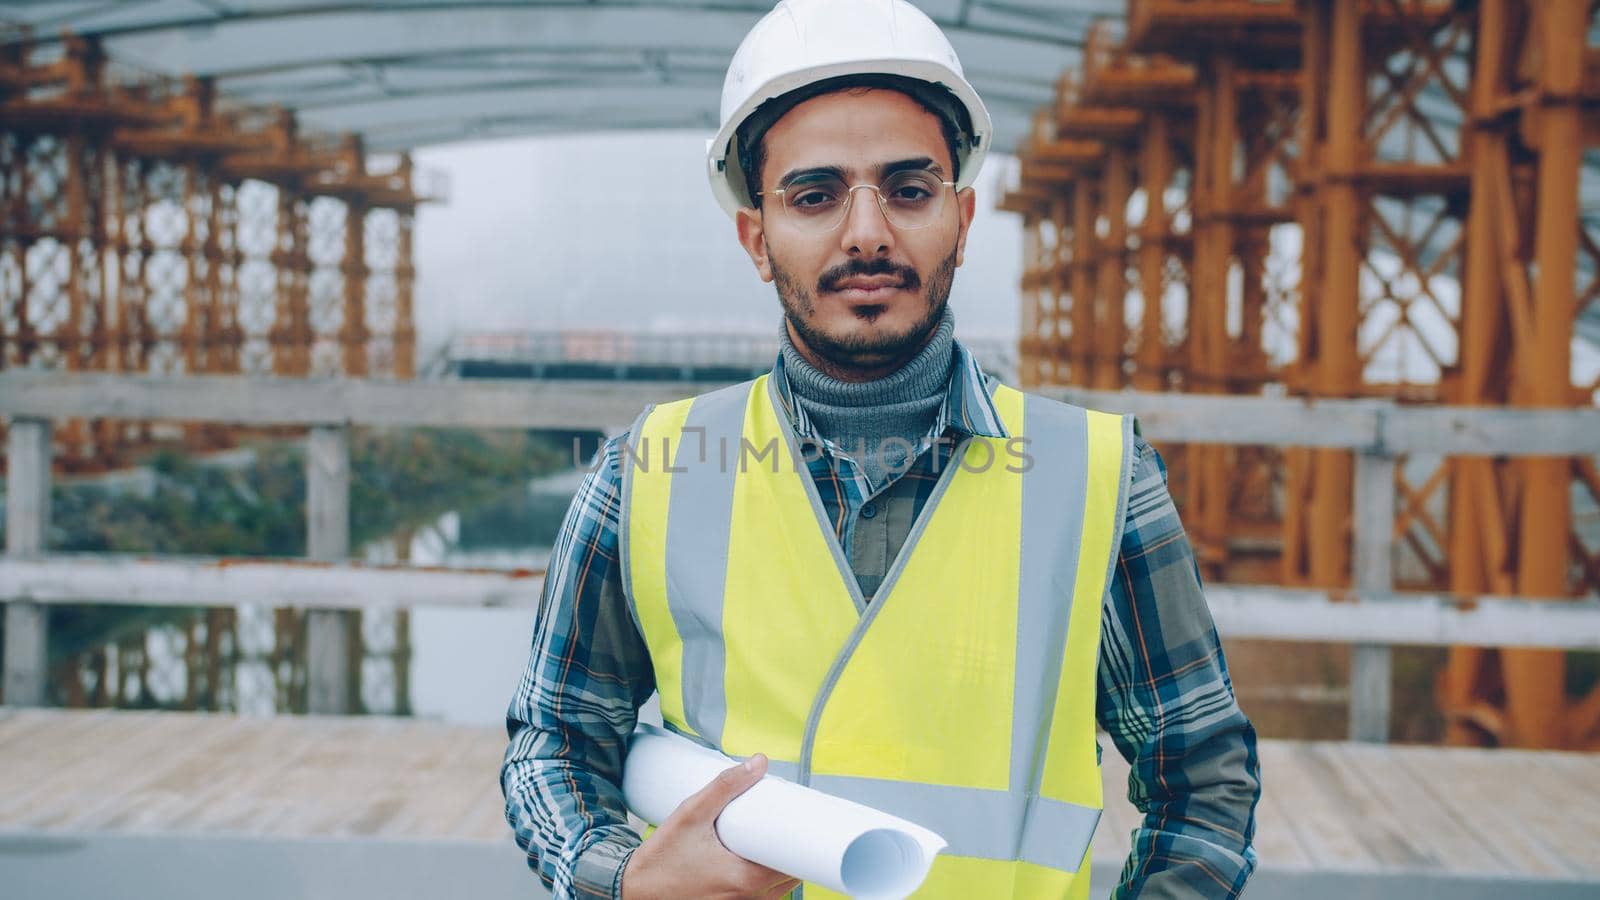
[662,380,753,747]
[1010,394,1094,868]
[761,761,1100,868]
[1019,792,1102,871]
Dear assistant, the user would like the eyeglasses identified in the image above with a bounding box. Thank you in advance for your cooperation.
[757,169,957,234]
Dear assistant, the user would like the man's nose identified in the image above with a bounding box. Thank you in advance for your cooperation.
[838,185,895,258]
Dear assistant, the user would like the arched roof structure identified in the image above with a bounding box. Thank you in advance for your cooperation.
[1,1,1118,152]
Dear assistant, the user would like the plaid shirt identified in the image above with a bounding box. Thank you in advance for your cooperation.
[502,343,1261,899]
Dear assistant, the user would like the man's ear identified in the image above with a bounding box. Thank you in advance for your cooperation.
[736,206,774,283]
[954,186,977,268]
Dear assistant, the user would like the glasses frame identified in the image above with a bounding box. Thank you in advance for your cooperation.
[756,172,959,233]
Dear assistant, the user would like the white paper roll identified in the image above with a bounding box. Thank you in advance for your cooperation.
[621,724,946,899]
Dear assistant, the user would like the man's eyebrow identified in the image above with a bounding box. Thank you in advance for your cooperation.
[879,157,943,178]
[776,165,847,187]
[776,158,945,187]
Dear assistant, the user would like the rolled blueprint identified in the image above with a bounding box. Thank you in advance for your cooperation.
[622,724,946,899]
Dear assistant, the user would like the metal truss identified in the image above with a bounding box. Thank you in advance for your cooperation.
[2,38,435,471]
[1005,0,1600,748]
[1,35,430,716]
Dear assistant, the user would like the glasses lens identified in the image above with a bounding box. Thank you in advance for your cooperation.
[879,171,947,229]
[781,176,851,232]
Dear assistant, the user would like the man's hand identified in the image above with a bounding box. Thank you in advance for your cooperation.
[620,753,802,899]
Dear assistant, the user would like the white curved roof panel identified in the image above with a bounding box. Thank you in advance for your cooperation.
[1,0,1122,151]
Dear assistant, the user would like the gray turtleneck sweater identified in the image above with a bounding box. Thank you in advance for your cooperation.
[779,307,957,492]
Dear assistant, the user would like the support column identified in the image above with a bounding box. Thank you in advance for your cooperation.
[273,189,312,378]
[1504,0,1585,748]
[1196,54,1238,396]
[1283,0,1332,587]
[304,424,354,714]
[1187,54,1240,578]
[1049,196,1071,385]
[1350,449,1397,741]
[1443,0,1515,745]
[394,208,416,380]
[4,420,53,706]
[1018,214,1043,388]
[1070,184,1096,386]
[340,199,369,378]
[1094,145,1131,390]
[181,162,204,377]
[1309,0,1363,589]
[59,131,90,466]
[1135,114,1172,391]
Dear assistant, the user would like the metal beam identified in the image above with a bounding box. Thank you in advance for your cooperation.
[357,116,726,152]
[90,6,1079,85]
[340,103,1036,153]
[3,372,1599,455]
[6,555,1599,650]
[1204,587,1600,650]
[0,556,545,611]
[294,84,726,134]
[0,370,725,431]
[224,66,722,109]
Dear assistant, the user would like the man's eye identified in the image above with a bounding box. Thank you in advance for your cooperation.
[791,189,840,208]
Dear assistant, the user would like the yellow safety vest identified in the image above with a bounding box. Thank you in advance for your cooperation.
[622,373,1132,899]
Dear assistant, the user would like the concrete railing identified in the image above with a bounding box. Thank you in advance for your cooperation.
[3,371,1598,739]
[6,371,1598,451]
[5,553,1597,643]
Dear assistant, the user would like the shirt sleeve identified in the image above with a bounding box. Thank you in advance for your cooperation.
[501,433,657,899]
[1095,436,1262,899]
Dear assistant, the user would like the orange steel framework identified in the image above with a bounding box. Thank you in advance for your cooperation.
[1,34,432,474]
[1,33,434,716]
[1006,0,1600,749]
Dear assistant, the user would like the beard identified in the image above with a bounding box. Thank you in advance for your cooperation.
[772,246,956,371]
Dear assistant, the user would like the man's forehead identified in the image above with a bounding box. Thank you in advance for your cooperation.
[763,89,947,155]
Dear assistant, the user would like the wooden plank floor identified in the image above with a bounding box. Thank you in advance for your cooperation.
[2,708,1598,888]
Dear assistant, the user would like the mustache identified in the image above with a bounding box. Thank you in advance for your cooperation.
[817,258,922,294]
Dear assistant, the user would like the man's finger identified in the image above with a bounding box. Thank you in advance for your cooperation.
[679,753,767,820]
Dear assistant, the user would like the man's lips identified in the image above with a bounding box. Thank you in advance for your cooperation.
[825,276,909,300]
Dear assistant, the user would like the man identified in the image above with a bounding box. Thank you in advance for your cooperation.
[502,2,1260,898]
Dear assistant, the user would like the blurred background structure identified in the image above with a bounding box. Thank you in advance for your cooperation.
[0,0,1074,725]
[0,34,435,472]
[2,2,1600,899]
[1001,0,1600,753]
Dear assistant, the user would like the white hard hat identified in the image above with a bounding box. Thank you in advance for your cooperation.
[707,0,993,219]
